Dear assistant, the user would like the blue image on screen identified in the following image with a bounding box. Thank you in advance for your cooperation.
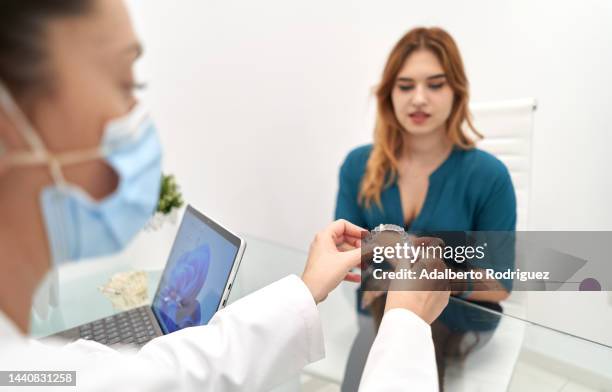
[152,211,238,334]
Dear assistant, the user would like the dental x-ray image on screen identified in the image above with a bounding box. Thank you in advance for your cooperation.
[152,207,240,334]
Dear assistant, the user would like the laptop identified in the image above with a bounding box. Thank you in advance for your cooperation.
[46,205,246,348]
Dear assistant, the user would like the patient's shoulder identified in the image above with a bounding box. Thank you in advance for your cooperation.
[459,147,510,179]
[344,144,373,163]
[340,144,372,177]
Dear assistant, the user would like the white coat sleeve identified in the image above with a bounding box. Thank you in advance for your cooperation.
[358,309,438,392]
[14,275,324,392]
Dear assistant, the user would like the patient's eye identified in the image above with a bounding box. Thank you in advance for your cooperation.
[397,84,414,92]
[428,82,445,90]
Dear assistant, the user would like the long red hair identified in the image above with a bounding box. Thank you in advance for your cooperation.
[359,27,481,209]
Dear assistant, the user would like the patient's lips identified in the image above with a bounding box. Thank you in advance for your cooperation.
[409,111,431,125]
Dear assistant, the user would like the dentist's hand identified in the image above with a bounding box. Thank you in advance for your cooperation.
[301,219,366,304]
[384,237,450,324]
[385,289,450,325]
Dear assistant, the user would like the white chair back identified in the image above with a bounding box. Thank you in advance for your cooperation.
[470,98,537,230]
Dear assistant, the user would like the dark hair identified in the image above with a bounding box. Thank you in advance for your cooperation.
[0,0,94,97]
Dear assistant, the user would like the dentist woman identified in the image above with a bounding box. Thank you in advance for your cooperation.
[0,1,448,391]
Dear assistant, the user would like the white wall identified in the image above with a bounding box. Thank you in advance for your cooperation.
[125,0,612,345]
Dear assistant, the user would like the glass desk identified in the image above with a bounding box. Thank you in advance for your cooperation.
[31,235,612,392]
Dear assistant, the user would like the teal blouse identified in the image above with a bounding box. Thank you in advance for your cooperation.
[335,144,516,232]
[334,144,517,331]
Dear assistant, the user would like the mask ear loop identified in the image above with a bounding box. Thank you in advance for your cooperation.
[48,157,68,186]
[0,81,47,156]
[45,149,105,188]
[0,81,104,184]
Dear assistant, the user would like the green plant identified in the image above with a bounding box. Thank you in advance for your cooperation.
[157,174,184,214]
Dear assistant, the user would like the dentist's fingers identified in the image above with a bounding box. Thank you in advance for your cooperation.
[340,247,362,269]
[337,242,357,252]
[327,219,368,244]
[302,222,366,304]
[334,234,362,248]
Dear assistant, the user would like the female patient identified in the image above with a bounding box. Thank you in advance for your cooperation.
[335,27,516,390]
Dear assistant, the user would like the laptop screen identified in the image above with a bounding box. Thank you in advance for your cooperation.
[151,206,241,334]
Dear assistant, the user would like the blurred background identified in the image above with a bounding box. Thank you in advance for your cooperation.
[117,0,612,387]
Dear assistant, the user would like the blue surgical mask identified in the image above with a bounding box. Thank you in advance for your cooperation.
[0,83,163,264]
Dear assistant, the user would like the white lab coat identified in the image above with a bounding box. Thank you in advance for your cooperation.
[0,275,437,391]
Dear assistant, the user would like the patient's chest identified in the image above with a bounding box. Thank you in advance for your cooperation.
[396,174,429,226]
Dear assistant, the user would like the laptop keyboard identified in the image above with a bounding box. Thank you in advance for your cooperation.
[78,307,158,347]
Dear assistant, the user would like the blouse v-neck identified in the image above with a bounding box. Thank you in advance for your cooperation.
[390,147,459,231]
